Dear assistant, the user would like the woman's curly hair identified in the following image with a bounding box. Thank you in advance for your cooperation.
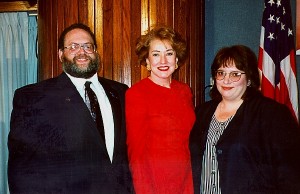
[135,25,187,66]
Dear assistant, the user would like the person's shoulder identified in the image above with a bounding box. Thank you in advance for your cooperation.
[127,78,149,91]
[245,93,297,123]
[248,93,288,111]
[15,76,59,94]
[99,77,128,90]
[12,76,63,106]
[125,78,150,98]
[15,82,39,93]
[99,77,127,86]
[195,100,217,112]
[171,79,193,94]
[172,79,190,88]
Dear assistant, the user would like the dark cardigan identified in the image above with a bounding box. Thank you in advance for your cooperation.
[190,92,300,194]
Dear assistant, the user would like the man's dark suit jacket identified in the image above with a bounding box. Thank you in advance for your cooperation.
[8,73,134,194]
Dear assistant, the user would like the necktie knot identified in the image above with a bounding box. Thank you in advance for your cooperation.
[85,81,92,89]
[85,81,98,104]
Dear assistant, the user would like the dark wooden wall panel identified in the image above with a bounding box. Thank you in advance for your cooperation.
[37,0,205,105]
[121,0,132,85]
[130,0,142,85]
[102,0,113,79]
[38,0,59,80]
[0,1,37,12]
[112,0,124,82]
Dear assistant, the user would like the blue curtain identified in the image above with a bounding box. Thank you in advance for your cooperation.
[0,12,37,194]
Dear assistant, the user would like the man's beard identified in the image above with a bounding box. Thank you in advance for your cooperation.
[62,54,100,79]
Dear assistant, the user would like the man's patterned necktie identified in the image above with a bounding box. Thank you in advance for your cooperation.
[85,81,105,143]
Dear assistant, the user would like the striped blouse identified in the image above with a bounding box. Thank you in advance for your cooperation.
[199,114,233,194]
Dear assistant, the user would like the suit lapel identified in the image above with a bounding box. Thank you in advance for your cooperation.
[56,73,92,122]
[56,73,109,155]
[217,102,244,145]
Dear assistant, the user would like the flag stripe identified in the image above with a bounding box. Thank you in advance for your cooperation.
[280,53,298,114]
[258,0,298,121]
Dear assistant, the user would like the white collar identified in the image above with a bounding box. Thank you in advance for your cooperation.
[65,72,98,90]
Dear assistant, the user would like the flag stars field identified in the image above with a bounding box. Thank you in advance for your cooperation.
[258,0,298,121]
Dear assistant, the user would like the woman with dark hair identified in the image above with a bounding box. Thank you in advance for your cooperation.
[190,45,300,194]
[126,26,195,194]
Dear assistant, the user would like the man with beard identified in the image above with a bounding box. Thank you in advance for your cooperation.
[8,23,134,194]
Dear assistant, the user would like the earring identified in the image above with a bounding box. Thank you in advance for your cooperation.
[146,64,151,71]
[175,63,178,69]
[247,80,251,86]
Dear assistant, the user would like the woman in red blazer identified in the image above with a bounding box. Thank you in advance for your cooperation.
[126,26,195,194]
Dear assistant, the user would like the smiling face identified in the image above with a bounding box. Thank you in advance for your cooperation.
[146,39,178,85]
[215,61,248,102]
[58,28,99,79]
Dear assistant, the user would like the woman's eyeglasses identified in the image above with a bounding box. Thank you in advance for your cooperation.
[64,43,96,54]
[215,71,246,82]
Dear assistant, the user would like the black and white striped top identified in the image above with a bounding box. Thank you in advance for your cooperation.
[199,114,233,194]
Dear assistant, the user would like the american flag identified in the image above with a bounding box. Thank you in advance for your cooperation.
[258,0,298,121]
